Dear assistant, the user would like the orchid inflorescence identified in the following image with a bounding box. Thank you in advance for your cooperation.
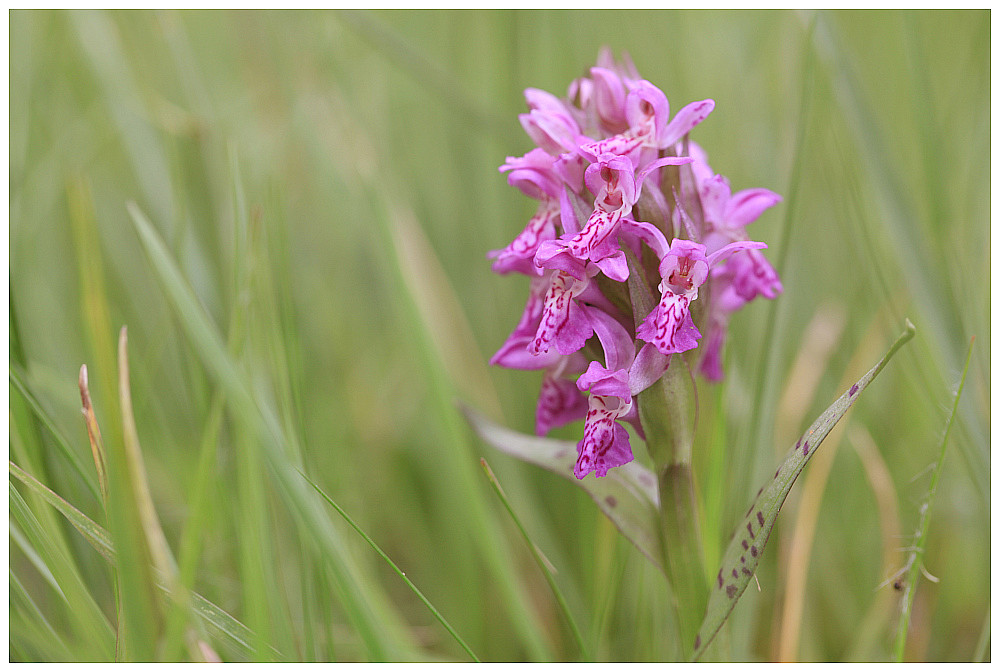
[490,49,782,480]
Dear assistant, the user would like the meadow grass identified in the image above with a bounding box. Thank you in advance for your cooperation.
[9,9,989,661]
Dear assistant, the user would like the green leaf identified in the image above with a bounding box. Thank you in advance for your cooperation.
[692,320,915,660]
[461,404,662,571]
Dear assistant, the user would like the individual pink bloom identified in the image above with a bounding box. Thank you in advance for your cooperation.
[574,393,634,479]
[637,239,766,355]
[692,148,783,302]
[573,308,636,479]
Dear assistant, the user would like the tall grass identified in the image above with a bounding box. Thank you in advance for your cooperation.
[9,9,989,661]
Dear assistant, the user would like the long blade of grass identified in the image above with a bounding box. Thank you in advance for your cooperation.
[693,319,915,660]
[480,459,591,662]
[462,404,661,572]
[9,459,264,660]
[809,11,986,498]
[892,336,974,661]
[8,480,115,658]
[300,468,481,662]
[126,201,415,660]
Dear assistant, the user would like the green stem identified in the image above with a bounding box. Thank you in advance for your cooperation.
[625,247,708,660]
[658,463,708,659]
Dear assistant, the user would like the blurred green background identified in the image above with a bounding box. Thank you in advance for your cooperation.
[9,9,989,662]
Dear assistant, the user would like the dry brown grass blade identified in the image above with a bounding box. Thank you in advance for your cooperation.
[79,364,110,507]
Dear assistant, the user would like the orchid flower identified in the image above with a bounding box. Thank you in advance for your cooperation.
[489,49,783,480]
[637,238,766,356]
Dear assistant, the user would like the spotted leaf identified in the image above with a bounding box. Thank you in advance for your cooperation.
[692,320,914,659]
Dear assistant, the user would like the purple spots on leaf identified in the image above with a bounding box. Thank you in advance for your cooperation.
[802,441,810,456]
[717,569,724,589]
[741,540,748,551]
[742,567,752,577]
[750,545,758,558]
[757,511,765,528]
[726,584,737,599]
[605,495,617,508]
[694,635,701,650]
[850,383,859,396]
[746,521,755,539]
[731,568,738,580]
[740,555,745,564]
[775,466,781,479]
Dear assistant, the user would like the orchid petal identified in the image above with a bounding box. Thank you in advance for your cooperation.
[536,371,589,436]
[659,98,715,148]
[586,306,636,372]
[724,188,783,228]
[575,396,634,479]
[629,343,671,395]
[636,291,702,355]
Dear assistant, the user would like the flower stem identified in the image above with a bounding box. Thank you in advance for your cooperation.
[626,246,709,659]
[658,462,708,659]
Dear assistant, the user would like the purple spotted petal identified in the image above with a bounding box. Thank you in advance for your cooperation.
[575,396,634,479]
[529,272,594,356]
[636,291,702,355]
[489,201,560,276]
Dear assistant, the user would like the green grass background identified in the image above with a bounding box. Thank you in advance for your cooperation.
[9,9,989,662]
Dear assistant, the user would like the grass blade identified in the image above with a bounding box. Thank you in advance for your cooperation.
[300,468,481,662]
[481,459,591,662]
[892,336,974,661]
[462,404,661,572]
[9,459,263,660]
[126,201,414,660]
[693,319,915,660]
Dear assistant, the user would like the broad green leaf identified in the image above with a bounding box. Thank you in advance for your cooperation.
[692,320,915,660]
[462,405,662,571]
